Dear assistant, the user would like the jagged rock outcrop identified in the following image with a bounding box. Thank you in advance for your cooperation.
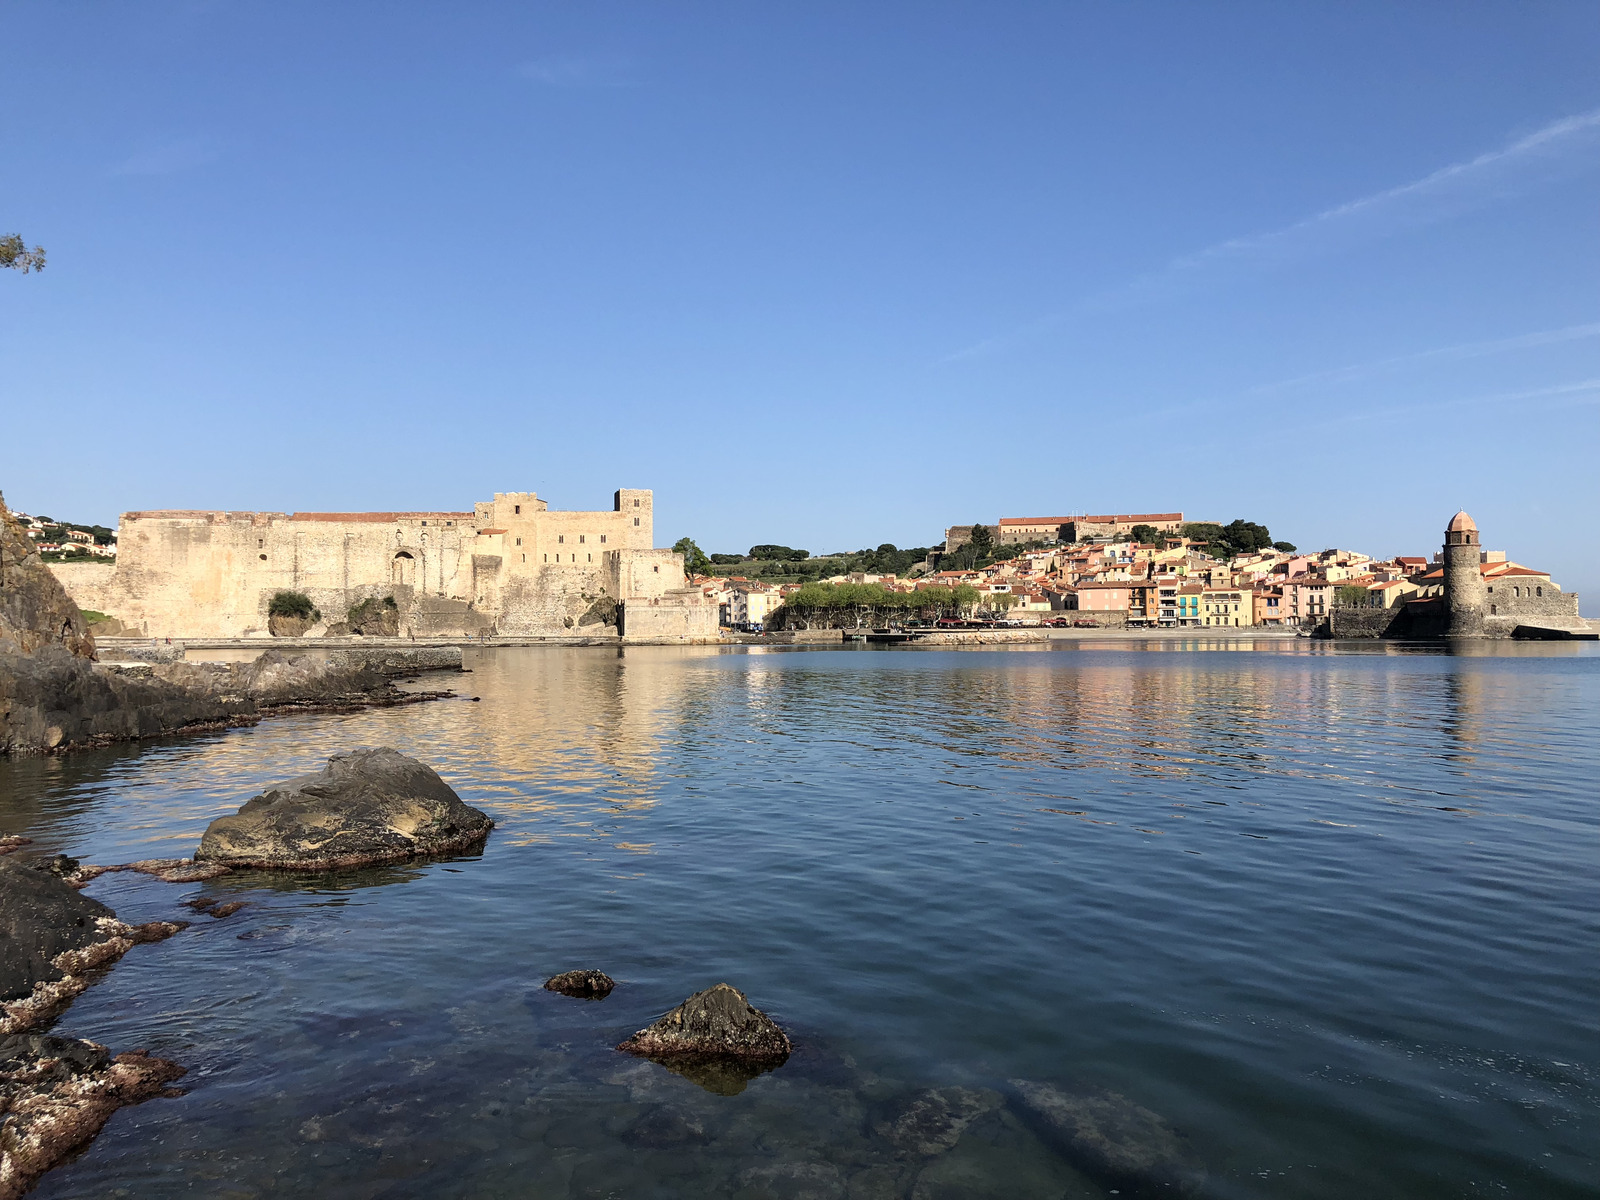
[0,858,185,1034]
[617,983,791,1094]
[0,494,94,662]
[194,747,493,870]
[1009,1079,1205,1196]
[346,597,401,637]
[0,1034,186,1200]
[267,614,314,637]
[543,969,615,999]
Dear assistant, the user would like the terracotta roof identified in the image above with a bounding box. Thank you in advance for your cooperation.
[1447,510,1477,534]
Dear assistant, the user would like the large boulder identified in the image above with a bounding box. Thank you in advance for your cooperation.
[0,1033,185,1200]
[617,983,791,1095]
[1008,1079,1205,1197]
[0,859,115,1007]
[0,858,185,1034]
[194,747,493,870]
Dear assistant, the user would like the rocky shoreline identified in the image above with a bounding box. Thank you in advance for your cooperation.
[1,491,462,757]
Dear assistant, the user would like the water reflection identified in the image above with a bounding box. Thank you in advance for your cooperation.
[0,641,1594,1200]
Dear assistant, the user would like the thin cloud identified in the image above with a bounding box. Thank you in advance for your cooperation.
[110,136,219,177]
[1252,321,1600,394]
[945,109,1600,362]
[517,55,635,88]
[1296,378,1600,432]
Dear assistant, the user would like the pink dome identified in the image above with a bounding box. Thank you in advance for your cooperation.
[1446,510,1477,534]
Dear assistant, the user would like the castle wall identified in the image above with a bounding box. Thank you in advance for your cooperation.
[45,488,709,639]
[48,562,119,615]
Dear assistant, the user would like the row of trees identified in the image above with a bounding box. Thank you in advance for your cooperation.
[1176,520,1295,558]
[772,582,983,629]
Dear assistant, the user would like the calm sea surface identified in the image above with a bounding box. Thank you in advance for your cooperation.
[1,639,1595,1199]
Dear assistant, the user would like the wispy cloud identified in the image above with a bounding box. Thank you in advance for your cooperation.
[110,135,220,177]
[1251,321,1600,394]
[1295,378,1600,433]
[517,54,635,88]
[945,109,1600,362]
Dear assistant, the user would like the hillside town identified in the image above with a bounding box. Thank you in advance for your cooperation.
[7,510,117,561]
[695,510,1574,633]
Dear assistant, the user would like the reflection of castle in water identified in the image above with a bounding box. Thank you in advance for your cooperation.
[462,646,727,847]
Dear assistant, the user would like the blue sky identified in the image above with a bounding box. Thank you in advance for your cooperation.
[3,3,1597,602]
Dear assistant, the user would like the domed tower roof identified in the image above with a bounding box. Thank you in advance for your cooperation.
[1446,510,1477,534]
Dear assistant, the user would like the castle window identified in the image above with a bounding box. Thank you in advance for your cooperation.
[634,518,640,526]
[258,538,264,548]
[653,565,659,573]
[600,535,606,544]
[422,521,427,526]
[634,499,640,507]
[544,554,548,562]
[558,535,564,544]
[1537,586,1543,597]
[1490,605,1497,615]
[259,554,267,561]
[514,505,521,515]
[521,554,526,563]
[1513,586,1520,598]
[515,537,521,546]
[587,554,592,562]
[579,535,585,544]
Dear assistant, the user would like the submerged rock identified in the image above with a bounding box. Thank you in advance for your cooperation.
[194,747,493,870]
[543,969,615,999]
[879,1086,1000,1158]
[0,858,185,1034]
[1008,1078,1205,1196]
[621,1105,709,1149]
[619,983,792,1062]
[0,1033,185,1200]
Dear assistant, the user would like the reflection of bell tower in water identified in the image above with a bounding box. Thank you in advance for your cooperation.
[1443,510,1485,637]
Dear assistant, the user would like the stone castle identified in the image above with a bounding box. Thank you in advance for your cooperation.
[50,488,717,641]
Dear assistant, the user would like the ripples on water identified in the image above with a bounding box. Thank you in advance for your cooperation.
[1,639,1595,1199]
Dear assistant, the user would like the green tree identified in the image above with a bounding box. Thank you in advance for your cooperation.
[1128,524,1163,545]
[672,537,712,576]
[1273,541,1297,553]
[1335,584,1370,608]
[0,234,45,273]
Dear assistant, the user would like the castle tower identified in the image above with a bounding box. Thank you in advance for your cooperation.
[1443,510,1485,637]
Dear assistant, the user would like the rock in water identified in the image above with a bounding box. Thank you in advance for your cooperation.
[544,969,615,999]
[880,1086,1000,1157]
[0,1033,185,1199]
[0,859,185,1034]
[1008,1079,1205,1197]
[194,747,493,870]
[617,982,791,1094]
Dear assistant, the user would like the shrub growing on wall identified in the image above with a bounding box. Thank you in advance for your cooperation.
[268,591,318,620]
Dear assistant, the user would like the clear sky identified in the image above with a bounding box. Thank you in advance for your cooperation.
[3,3,1597,603]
